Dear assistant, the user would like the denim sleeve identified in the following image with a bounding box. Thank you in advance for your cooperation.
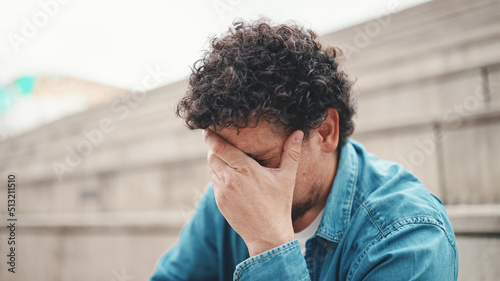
[348,219,459,281]
[233,240,310,281]
[150,187,219,281]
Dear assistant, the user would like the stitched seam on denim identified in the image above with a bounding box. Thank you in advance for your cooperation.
[441,225,459,279]
[431,194,458,279]
[428,194,444,226]
[344,156,358,235]
[353,196,386,237]
[382,216,443,236]
[235,243,297,280]
[235,242,298,280]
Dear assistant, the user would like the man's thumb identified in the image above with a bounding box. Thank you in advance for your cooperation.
[279,130,304,173]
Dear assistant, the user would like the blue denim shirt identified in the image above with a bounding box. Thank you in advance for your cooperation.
[150,139,459,280]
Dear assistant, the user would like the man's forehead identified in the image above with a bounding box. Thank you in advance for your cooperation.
[214,122,286,156]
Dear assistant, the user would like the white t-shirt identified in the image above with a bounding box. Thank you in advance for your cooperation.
[294,208,325,255]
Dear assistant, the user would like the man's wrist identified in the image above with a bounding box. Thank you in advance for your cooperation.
[246,232,295,257]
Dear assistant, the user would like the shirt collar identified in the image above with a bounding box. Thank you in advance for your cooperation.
[316,139,358,243]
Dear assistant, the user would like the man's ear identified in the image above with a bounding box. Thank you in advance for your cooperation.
[317,108,340,153]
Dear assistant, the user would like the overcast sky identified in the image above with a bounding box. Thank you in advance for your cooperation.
[0,0,429,90]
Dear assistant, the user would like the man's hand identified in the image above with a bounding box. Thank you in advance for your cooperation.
[203,129,304,257]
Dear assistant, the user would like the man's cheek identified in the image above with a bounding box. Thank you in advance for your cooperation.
[293,166,309,194]
[295,162,306,178]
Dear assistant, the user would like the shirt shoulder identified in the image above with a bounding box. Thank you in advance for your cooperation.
[341,141,458,280]
[350,140,448,234]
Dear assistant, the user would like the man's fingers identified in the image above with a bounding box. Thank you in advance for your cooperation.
[207,149,226,175]
[279,130,304,175]
[203,130,253,170]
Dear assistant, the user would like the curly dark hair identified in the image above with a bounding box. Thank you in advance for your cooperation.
[177,18,356,149]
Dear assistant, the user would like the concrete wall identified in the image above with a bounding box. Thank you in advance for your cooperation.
[0,81,208,280]
[1,0,499,280]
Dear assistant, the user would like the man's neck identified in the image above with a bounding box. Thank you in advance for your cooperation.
[293,205,326,233]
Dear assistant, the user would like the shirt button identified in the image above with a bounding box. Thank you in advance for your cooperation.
[338,234,343,239]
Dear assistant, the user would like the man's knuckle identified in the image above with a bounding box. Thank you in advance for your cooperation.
[207,153,214,165]
[209,168,217,179]
[234,164,249,174]
[226,174,242,189]
[225,176,235,188]
[212,141,226,155]
[288,149,301,162]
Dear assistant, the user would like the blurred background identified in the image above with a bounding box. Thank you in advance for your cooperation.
[0,0,499,280]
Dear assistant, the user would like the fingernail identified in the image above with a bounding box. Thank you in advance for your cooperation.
[294,131,304,143]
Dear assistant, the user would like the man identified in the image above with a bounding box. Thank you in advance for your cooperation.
[151,18,458,280]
